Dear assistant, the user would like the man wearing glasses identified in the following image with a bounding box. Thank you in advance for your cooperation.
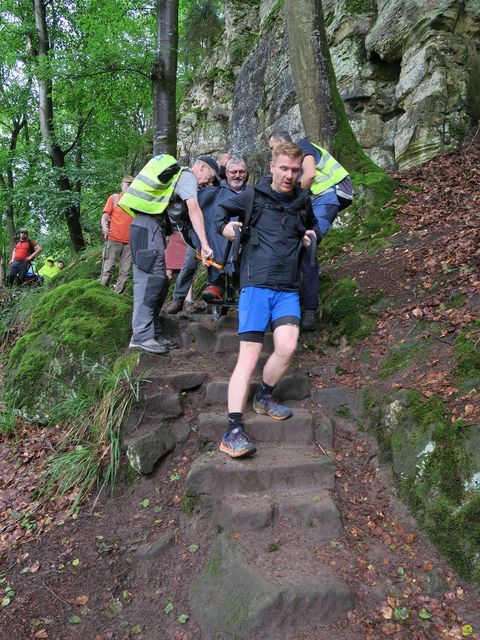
[166,157,249,313]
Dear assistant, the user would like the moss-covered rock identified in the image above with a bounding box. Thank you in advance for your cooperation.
[364,388,480,583]
[319,276,379,344]
[5,279,131,421]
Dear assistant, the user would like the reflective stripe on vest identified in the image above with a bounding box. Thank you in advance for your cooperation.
[119,154,182,216]
[309,143,349,196]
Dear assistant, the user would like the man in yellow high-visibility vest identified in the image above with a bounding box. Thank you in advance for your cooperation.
[119,155,216,354]
[268,131,353,330]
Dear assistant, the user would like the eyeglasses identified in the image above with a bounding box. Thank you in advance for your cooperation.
[227,169,247,176]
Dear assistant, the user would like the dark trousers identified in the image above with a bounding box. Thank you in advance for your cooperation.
[8,260,29,286]
[300,252,320,311]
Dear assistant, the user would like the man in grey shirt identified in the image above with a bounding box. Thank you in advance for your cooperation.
[121,155,217,354]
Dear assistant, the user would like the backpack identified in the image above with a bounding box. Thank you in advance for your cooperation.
[233,186,312,267]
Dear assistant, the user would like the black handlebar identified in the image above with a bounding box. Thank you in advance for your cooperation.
[232,226,242,264]
[307,233,317,267]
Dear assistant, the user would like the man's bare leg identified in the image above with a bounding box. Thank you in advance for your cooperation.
[220,340,263,459]
[253,324,299,420]
[228,340,264,412]
[262,324,299,386]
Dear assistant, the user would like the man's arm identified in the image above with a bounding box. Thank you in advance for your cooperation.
[184,198,212,260]
[101,195,114,238]
[300,155,317,190]
[9,247,15,265]
[28,243,42,261]
[214,191,247,240]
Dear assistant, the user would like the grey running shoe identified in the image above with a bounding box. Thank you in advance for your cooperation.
[252,393,293,420]
[128,338,169,355]
[155,335,179,350]
[219,427,257,458]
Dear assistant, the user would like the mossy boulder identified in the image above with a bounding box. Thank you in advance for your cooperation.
[364,388,480,583]
[319,276,379,344]
[5,279,131,421]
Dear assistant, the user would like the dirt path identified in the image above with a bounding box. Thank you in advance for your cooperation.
[1,311,479,640]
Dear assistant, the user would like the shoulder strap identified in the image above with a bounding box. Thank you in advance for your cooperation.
[113,193,119,207]
[242,186,256,230]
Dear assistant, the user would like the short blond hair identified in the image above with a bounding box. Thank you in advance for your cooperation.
[271,141,303,163]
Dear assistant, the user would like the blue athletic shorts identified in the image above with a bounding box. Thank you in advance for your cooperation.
[238,286,300,342]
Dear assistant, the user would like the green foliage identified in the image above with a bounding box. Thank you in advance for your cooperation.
[182,492,200,516]
[40,364,143,507]
[379,339,429,379]
[0,398,19,439]
[344,0,375,15]
[454,320,480,382]
[319,276,379,344]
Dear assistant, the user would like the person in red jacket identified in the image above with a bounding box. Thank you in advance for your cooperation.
[99,175,135,293]
[8,228,42,286]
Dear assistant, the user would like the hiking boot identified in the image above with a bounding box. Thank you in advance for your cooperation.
[165,299,184,314]
[201,284,223,303]
[301,309,317,331]
[219,427,257,459]
[128,338,169,355]
[155,335,179,350]
[252,392,293,420]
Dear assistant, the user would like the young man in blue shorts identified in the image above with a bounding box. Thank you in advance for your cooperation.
[268,131,352,331]
[214,141,320,458]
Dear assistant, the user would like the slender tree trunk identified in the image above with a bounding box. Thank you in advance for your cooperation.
[32,0,85,251]
[0,116,26,255]
[284,0,378,172]
[152,0,178,156]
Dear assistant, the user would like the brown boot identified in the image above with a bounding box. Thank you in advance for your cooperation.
[165,299,184,314]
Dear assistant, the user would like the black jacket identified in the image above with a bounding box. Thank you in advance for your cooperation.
[214,181,320,291]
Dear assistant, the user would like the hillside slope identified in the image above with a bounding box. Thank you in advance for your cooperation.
[0,141,479,639]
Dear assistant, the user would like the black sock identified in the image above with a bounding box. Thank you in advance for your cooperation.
[258,381,274,398]
[227,412,243,433]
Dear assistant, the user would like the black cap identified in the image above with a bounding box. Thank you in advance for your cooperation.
[197,156,220,178]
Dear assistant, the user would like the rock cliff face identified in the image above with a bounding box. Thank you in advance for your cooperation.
[178,0,480,171]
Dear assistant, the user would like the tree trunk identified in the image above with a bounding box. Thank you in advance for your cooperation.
[33,0,85,251]
[152,0,178,156]
[284,0,378,173]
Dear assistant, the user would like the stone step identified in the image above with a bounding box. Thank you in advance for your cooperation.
[204,373,311,405]
[213,489,342,539]
[124,421,175,475]
[142,391,183,419]
[186,446,334,496]
[142,370,206,391]
[189,534,354,638]
[198,410,315,445]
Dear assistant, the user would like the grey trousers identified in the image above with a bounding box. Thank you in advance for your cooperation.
[100,239,132,293]
[130,215,169,342]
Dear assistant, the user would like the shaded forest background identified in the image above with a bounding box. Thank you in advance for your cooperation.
[0,0,223,260]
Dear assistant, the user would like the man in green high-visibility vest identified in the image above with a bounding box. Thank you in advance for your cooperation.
[119,154,216,354]
[268,131,353,331]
